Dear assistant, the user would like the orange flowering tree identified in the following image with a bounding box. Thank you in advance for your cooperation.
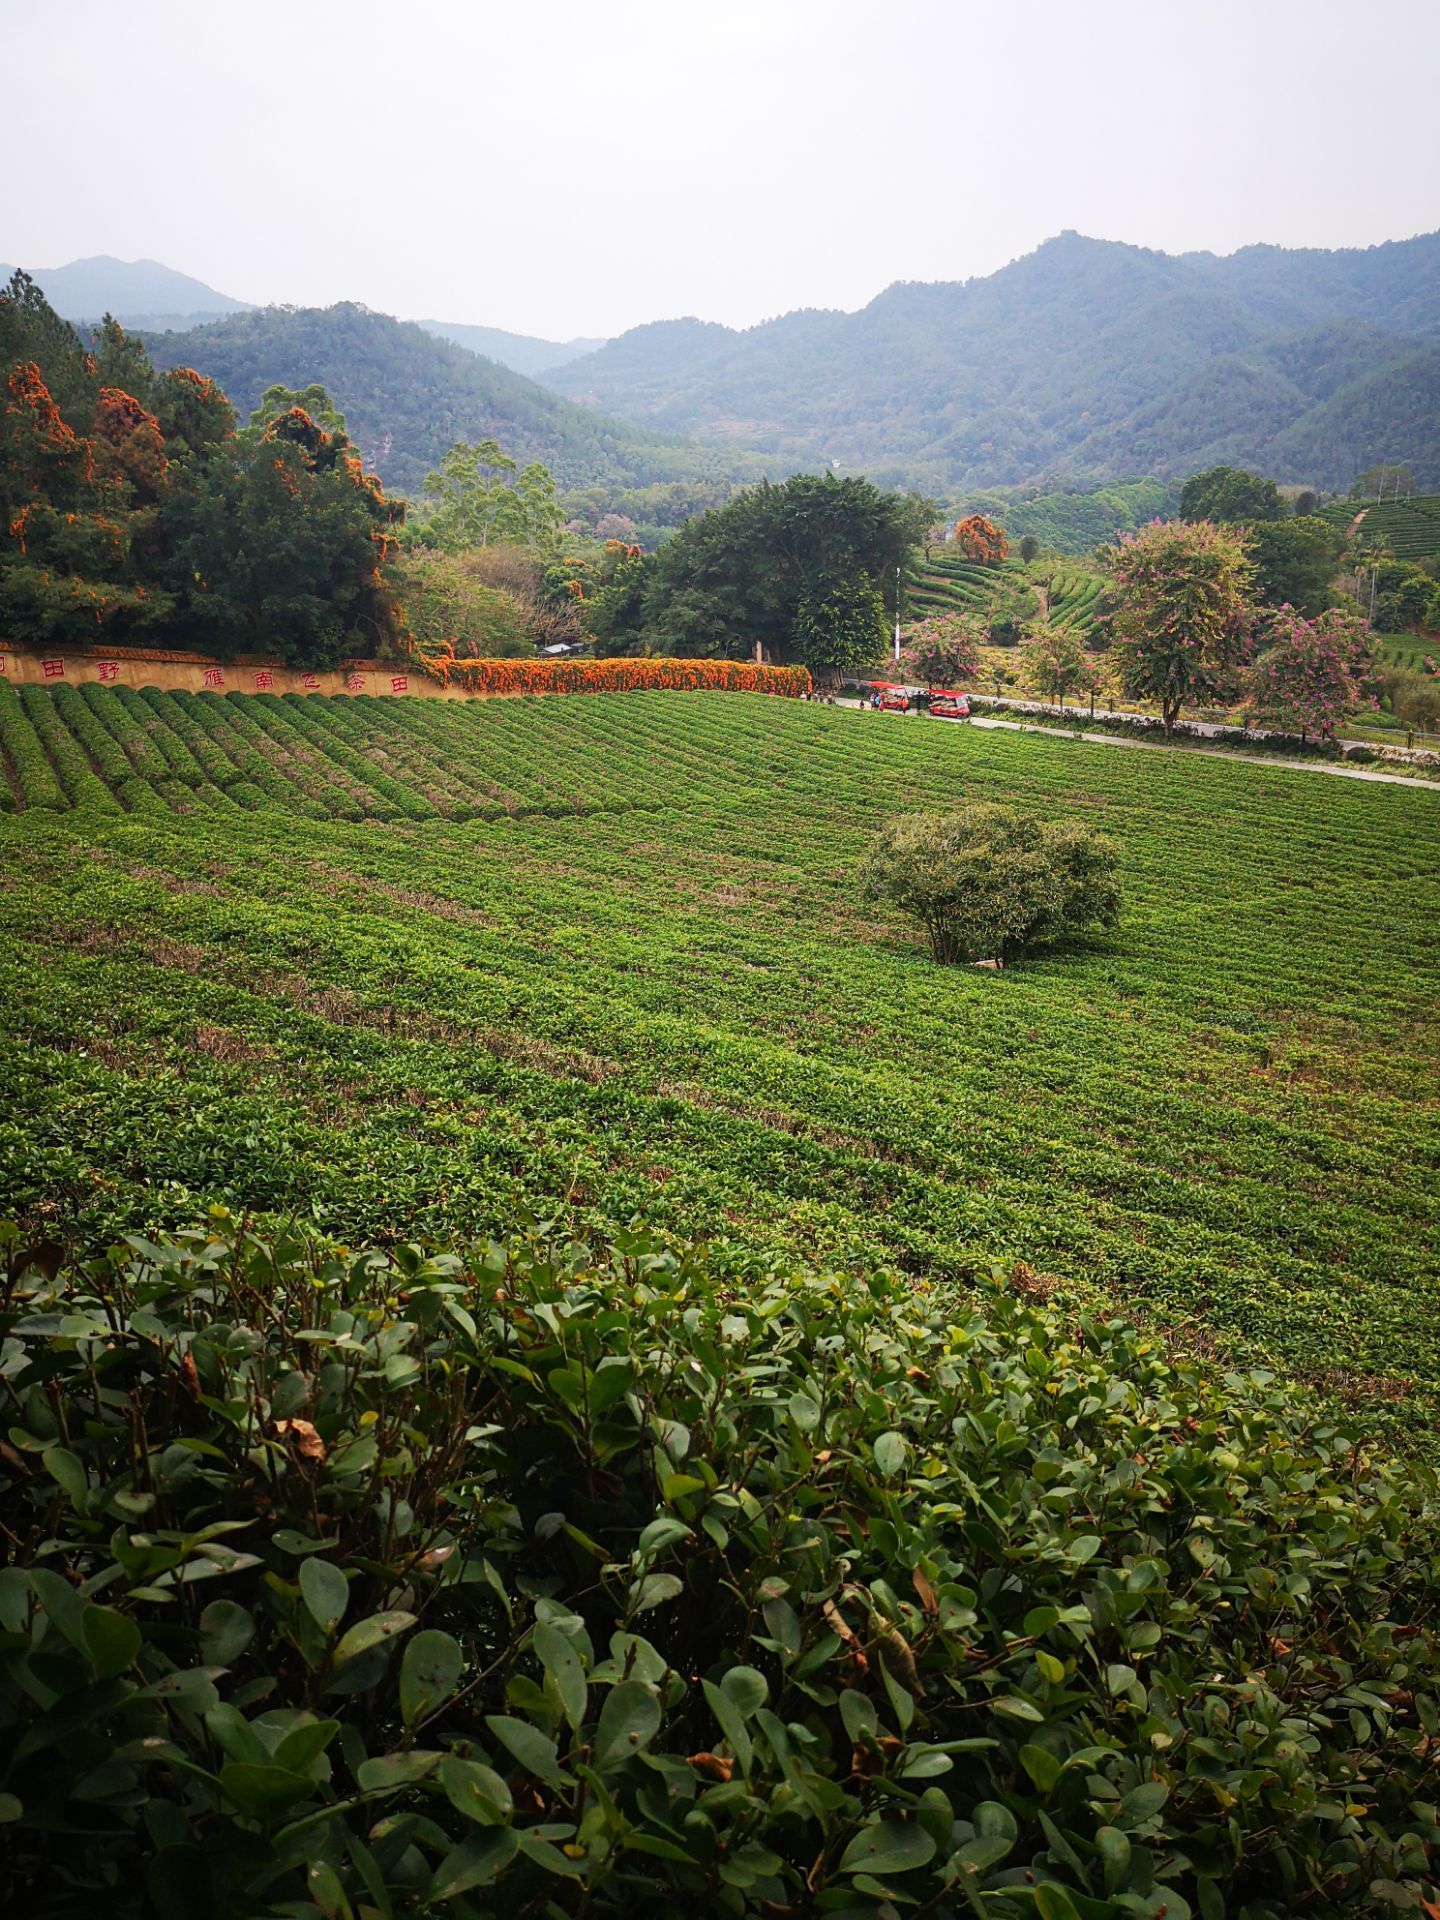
[953,513,1009,566]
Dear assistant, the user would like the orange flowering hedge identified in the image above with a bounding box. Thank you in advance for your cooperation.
[414,650,812,698]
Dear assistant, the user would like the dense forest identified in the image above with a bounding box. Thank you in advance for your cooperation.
[545,231,1440,493]
[144,305,765,497]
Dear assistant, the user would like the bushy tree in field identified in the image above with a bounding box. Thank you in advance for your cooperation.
[1024,626,1103,705]
[1246,604,1375,740]
[953,512,1008,565]
[898,612,981,687]
[859,804,1121,966]
[1018,534,1040,562]
[1109,519,1256,735]
[1180,465,1283,525]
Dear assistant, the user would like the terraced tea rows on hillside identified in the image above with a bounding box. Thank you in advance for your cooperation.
[3,690,1438,1447]
[905,555,1102,636]
[1321,494,1440,561]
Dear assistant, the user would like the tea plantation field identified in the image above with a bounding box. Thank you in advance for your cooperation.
[3,686,1438,1440]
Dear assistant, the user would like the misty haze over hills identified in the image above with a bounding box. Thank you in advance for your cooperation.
[8,232,1439,494]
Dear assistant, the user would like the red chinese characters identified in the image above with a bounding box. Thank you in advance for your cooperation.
[253,670,274,691]
[97,661,120,683]
[301,673,320,690]
[204,666,225,688]
[345,673,366,693]
[391,675,409,694]
[43,658,65,679]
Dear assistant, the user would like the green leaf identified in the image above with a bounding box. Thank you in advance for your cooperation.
[1020,1743,1062,1793]
[534,1621,587,1731]
[429,1825,520,1899]
[721,1665,768,1717]
[307,1859,353,1920]
[400,1629,464,1728]
[1117,1780,1169,1830]
[1096,1825,1132,1895]
[199,1600,255,1668]
[701,1677,753,1774]
[272,1718,340,1776]
[220,1761,317,1822]
[630,1572,683,1612]
[439,1753,512,1826]
[44,1446,89,1502]
[484,1714,574,1788]
[357,1749,441,1792]
[332,1610,415,1668]
[299,1557,350,1636]
[1034,1886,1084,1920]
[0,1793,21,1823]
[990,1694,1044,1722]
[594,1678,662,1770]
[840,1820,936,1875]
[81,1605,141,1679]
[873,1430,908,1475]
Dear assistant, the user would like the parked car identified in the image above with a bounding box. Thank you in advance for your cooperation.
[927,689,971,721]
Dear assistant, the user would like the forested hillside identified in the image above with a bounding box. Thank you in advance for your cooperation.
[545,230,1440,493]
[145,304,764,496]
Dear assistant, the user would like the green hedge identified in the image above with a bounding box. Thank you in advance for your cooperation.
[3,1217,1439,1917]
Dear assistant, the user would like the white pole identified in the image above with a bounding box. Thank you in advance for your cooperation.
[893,563,901,664]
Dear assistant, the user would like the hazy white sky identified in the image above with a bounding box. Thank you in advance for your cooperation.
[5,0,1438,340]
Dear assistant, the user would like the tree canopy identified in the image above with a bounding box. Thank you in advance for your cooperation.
[1179,466,1284,525]
[1109,519,1256,734]
[0,273,405,666]
[589,473,930,668]
[859,805,1121,967]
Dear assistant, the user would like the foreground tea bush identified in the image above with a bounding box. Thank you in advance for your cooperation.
[3,1218,1439,1918]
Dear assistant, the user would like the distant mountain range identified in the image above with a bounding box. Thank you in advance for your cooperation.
[417,319,608,379]
[142,303,758,496]
[0,254,254,333]
[543,231,1440,493]
[10,234,1439,496]
[0,255,609,381]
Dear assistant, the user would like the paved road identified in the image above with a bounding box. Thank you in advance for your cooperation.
[833,699,1439,790]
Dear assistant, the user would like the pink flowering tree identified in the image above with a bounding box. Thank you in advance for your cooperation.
[1109,520,1256,735]
[1246,604,1377,741]
[899,613,982,689]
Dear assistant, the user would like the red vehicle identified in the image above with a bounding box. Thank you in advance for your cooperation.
[878,688,913,712]
[927,688,971,720]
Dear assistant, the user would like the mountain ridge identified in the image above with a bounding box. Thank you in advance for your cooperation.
[543,229,1440,491]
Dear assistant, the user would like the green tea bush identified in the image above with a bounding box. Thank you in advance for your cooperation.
[3,1216,1439,1917]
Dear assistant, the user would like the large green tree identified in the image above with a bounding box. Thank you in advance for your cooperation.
[412,439,562,551]
[1246,515,1346,614]
[633,474,930,665]
[154,394,404,667]
[1109,519,1257,734]
[1180,466,1283,526]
